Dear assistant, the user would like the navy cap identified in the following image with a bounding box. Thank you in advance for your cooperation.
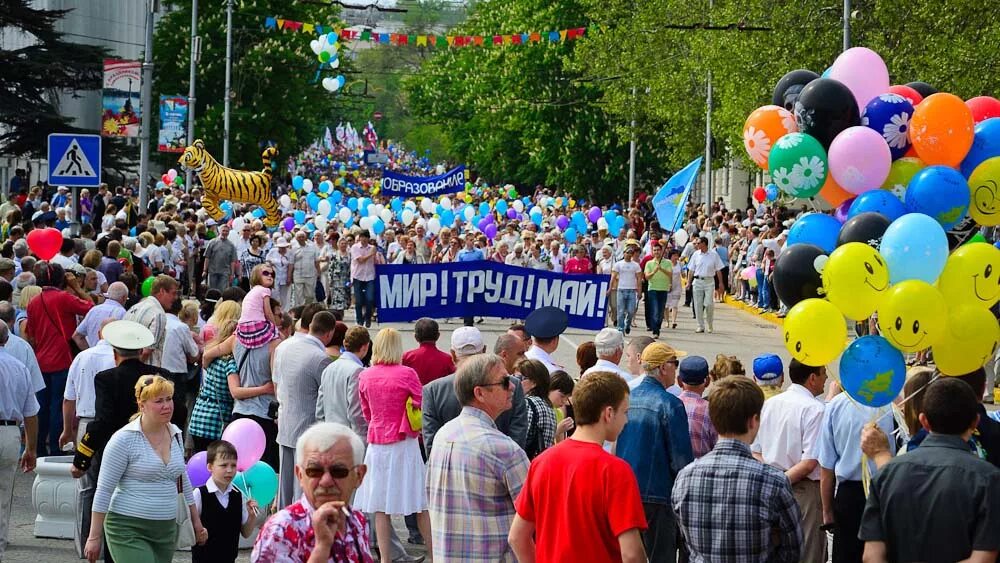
[524,306,569,339]
[678,356,709,385]
[753,354,784,382]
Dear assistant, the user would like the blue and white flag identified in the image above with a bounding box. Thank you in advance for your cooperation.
[380,165,466,198]
[652,157,702,232]
[376,261,611,330]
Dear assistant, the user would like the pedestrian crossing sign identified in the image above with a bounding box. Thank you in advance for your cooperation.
[48,133,101,187]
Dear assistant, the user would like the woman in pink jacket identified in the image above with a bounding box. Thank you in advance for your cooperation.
[353,328,432,561]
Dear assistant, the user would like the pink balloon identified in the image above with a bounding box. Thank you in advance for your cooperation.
[186,451,210,487]
[828,126,892,195]
[222,418,266,471]
[167,168,178,181]
[830,47,890,113]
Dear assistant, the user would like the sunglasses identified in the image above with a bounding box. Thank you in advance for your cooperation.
[303,464,357,479]
[479,375,513,389]
[261,271,274,278]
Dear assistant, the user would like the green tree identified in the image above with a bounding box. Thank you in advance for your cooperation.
[152,0,348,171]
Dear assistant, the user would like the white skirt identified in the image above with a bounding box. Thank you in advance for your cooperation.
[353,437,427,515]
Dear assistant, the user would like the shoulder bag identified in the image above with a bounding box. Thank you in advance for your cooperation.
[174,433,196,550]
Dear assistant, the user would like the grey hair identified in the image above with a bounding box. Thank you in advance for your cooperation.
[295,422,365,466]
[0,319,8,346]
[0,301,12,324]
[13,272,36,290]
[643,363,663,377]
[493,334,521,355]
[595,340,624,358]
[107,281,128,302]
[454,353,506,406]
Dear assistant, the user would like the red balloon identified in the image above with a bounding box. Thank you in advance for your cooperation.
[161,174,170,183]
[26,227,63,260]
[966,96,1000,124]
[888,85,923,107]
[753,186,767,203]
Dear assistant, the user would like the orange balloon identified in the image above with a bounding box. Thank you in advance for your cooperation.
[819,174,853,207]
[910,93,975,167]
[743,105,798,170]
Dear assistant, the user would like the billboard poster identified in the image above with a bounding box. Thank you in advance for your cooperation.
[158,95,188,152]
[101,59,141,137]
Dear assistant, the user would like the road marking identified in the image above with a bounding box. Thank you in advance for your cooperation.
[560,335,578,350]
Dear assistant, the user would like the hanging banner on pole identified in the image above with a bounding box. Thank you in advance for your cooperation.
[101,59,142,137]
[652,157,703,232]
[158,95,189,152]
[380,165,465,197]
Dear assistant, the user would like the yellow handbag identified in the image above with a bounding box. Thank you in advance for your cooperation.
[405,396,422,431]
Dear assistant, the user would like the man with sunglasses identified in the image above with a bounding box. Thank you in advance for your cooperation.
[253,421,375,562]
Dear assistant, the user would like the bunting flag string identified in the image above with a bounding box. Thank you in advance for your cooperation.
[263,16,586,48]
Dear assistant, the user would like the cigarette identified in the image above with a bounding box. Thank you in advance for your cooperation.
[340,506,351,518]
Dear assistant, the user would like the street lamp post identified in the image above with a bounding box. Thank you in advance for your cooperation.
[138,0,156,214]
[185,0,199,189]
[223,0,234,166]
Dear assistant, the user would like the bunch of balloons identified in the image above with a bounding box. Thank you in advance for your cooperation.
[185,419,278,506]
[310,33,345,93]
[157,168,184,191]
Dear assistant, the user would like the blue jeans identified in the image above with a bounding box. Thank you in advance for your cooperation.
[617,289,638,333]
[353,278,375,325]
[646,290,668,334]
[37,369,68,457]
[758,272,772,310]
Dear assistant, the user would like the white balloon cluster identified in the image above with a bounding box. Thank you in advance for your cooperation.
[310,33,345,93]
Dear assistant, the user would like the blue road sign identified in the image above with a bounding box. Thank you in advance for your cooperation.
[48,133,101,187]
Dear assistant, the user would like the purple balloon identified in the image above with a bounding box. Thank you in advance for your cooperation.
[506,208,517,219]
[484,223,498,240]
[588,206,602,223]
[282,217,295,232]
[834,197,856,223]
[186,451,210,488]
[556,215,570,230]
[477,217,490,231]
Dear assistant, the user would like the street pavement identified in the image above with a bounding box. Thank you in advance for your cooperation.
[3,300,790,562]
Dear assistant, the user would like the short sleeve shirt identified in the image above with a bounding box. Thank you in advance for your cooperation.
[612,260,642,290]
[644,258,672,292]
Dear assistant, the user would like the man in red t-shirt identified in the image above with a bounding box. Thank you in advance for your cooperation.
[402,317,455,385]
[509,371,648,563]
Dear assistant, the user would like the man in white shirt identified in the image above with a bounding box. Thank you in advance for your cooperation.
[611,245,643,334]
[688,237,725,333]
[60,319,117,449]
[752,359,828,563]
[72,282,128,350]
[0,301,44,394]
[523,306,568,374]
[582,328,634,383]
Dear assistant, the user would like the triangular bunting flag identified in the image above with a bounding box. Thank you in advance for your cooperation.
[380,33,390,43]
[316,25,325,34]
[529,32,541,42]
[473,35,484,46]
[361,30,371,41]
[511,34,523,45]
[493,35,503,45]
[276,19,286,29]
[407,34,416,44]
[265,16,277,29]
[548,31,559,42]
[521,33,529,43]
[437,36,447,46]
[286,20,302,31]
[416,35,427,46]
[302,23,314,33]
[559,30,568,41]
[446,35,455,46]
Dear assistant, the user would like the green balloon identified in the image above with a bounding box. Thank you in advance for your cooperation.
[881,156,925,200]
[141,276,155,297]
[318,51,331,63]
[767,132,828,199]
[507,188,517,198]
[238,461,278,506]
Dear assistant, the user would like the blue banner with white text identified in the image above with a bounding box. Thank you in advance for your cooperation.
[380,165,466,197]
[376,261,611,330]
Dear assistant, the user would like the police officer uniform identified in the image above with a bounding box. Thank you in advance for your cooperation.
[72,320,171,562]
[523,306,569,374]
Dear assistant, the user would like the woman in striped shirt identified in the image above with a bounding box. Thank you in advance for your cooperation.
[85,375,208,563]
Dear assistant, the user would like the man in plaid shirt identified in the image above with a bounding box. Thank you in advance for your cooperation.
[672,377,802,562]
[676,356,717,458]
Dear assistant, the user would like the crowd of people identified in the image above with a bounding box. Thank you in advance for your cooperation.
[0,146,999,563]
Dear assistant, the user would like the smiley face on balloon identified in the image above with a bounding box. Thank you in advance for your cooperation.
[821,242,891,320]
[934,305,1000,376]
[971,179,1000,222]
[783,298,847,365]
[876,280,948,353]
[937,242,1000,308]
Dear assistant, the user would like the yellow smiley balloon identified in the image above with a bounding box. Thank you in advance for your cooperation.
[783,298,847,365]
[968,156,1000,226]
[937,242,1000,308]
[876,280,948,353]
[821,242,891,320]
[934,305,1000,375]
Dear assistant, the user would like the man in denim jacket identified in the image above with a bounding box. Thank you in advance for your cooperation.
[615,342,694,563]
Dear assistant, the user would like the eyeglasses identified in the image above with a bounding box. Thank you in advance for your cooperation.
[261,271,274,278]
[303,464,358,479]
[479,375,512,389]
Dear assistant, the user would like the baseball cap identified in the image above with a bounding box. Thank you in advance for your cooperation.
[641,343,686,368]
[593,328,624,351]
[753,354,784,383]
[451,326,485,356]
[678,356,710,385]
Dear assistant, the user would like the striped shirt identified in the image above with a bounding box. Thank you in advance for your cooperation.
[678,390,718,458]
[0,348,40,421]
[93,417,194,520]
[74,300,126,347]
[426,406,530,562]
[125,296,167,368]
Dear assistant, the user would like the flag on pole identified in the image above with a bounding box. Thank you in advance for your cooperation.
[363,121,378,150]
[323,127,334,150]
[652,157,703,232]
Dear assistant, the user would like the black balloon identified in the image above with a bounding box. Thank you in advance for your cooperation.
[906,81,938,98]
[837,212,891,247]
[794,78,861,149]
[773,69,820,112]
[773,243,826,307]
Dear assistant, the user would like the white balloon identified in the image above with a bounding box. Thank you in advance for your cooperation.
[318,34,328,49]
[673,229,689,247]
[404,201,417,211]
[427,217,442,234]
[436,164,446,175]
[317,199,331,218]
[302,179,313,193]
[279,194,291,208]
[530,205,541,216]
[310,40,322,55]
[440,196,452,210]
[402,209,415,226]
[338,207,351,223]
[315,215,327,230]
[359,216,373,230]
[597,217,609,230]
[463,206,475,221]
[416,217,427,228]
[366,203,377,217]
[512,200,525,213]
[321,77,341,92]
[420,198,435,213]
[379,209,393,224]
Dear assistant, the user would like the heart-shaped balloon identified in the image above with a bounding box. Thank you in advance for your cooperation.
[328,57,339,69]
[322,77,340,92]
[27,227,63,260]
[310,40,321,55]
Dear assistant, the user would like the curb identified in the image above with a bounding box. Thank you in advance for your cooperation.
[722,295,783,327]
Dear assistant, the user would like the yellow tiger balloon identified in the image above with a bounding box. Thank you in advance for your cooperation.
[178,140,281,227]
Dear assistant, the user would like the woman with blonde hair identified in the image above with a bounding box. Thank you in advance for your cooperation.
[85,375,207,562]
[354,328,431,561]
[14,284,41,337]
[200,299,241,343]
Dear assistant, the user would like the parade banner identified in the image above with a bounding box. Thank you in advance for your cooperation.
[101,59,141,137]
[652,156,702,232]
[376,262,610,330]
[158,95,189,152]
[380,165,465,197]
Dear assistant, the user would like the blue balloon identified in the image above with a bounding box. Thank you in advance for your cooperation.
[479,202,490,216]
[862,94,914,160]
[318,180,331,194]
[292,175,303,190]
[787,212,840,253]
[331,190,343,204]
[879,213,949,284]
[435,204,445,216]
[839,335,906,407]
[821,66,832,78]
[960,118,1000,178]
[604,209,617,220]
[220,202,233,220]
[251,207,265,219]
[905,166,970,229]
[344,215,354,228]
[848,190,906,222]
[530,210,543,226]
[765,183,779,202]
[293,210,306,225]
[306,192,320,212]
[372,218,385,235]
[327,32,338,45]
[359,198,371,212]
[440,209,455,226]
[347,197,358,211]
[305,221,316,232]
[496,200,508,215]
[565,227,578,243]
[390,198,402,212]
